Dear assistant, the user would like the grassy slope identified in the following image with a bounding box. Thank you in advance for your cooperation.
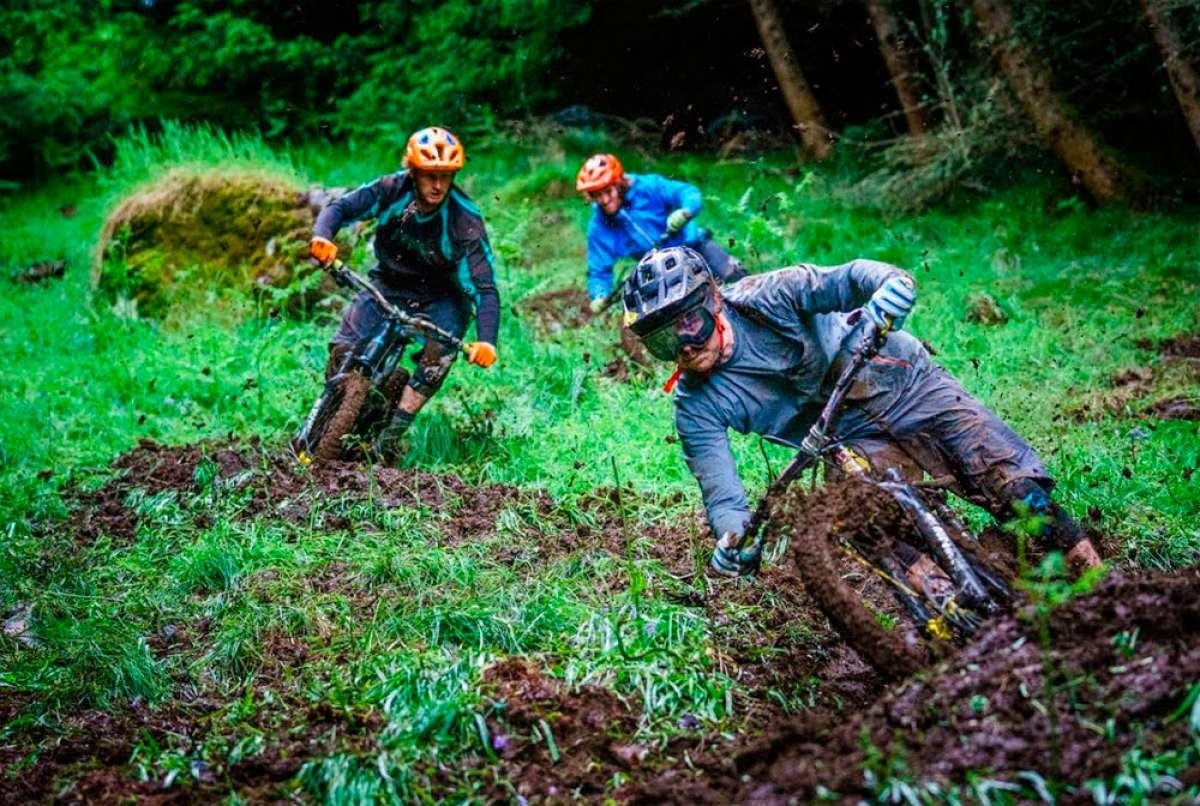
[0,126,1197,800]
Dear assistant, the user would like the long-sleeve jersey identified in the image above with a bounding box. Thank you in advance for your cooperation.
[674,261,928,538]
[586,173,705,300]
[314,171,500,345]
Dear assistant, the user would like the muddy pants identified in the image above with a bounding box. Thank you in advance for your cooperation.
[329,282,468,398]
[834,365,1084,550]
[692,233,748,286]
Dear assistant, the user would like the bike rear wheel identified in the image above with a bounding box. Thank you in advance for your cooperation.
[295,371,373,461]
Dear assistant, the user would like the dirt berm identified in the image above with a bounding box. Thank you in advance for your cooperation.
[625,567,1200,803]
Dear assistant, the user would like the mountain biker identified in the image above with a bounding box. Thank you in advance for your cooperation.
[309,126,499,458]
[577,154,747,311]
[621,246,1103,583]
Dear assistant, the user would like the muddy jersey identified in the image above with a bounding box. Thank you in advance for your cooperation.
[673,261,928,538]
[314,171,499,344]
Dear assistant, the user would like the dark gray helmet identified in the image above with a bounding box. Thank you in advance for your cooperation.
[622,246,715,337]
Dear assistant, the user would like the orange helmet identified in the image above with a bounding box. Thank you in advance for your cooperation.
[405,127,465,171]
[576,153,624,193]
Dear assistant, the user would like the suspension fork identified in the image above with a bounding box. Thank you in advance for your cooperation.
[875,475,996,612]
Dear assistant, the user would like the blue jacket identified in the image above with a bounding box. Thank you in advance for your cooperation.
[586,173,705,300]
[674,262,928,539]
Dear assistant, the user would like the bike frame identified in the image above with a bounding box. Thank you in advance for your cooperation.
[325,259,467,383]
[744,313,1006,638]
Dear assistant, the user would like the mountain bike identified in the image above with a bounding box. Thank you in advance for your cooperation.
[292,259,466,462]
[740,317,1015,679]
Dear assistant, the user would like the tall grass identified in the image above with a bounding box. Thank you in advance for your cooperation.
[0,122,1197,799]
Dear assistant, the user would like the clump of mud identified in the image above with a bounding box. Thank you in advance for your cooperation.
[1150,395,1200,420]
[93,168,353,318]
[480,658,645,801]
[964,292,1008,325]
[628,567,1200,802]
[10,259,66,285]
[1140,332,1200,361]
[520,287,593,334]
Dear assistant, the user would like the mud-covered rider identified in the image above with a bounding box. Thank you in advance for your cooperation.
[621,247,1103,582]
[577,154,747,311]
[309,127,499,458]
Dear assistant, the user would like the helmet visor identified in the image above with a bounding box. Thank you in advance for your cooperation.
[641,306,717,361]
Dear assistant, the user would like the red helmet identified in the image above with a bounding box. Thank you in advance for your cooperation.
[576,153,624,193]
[405,127,465,171]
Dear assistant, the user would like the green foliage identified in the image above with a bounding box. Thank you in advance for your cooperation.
[0,125,1198,799]
[336,0,590,143]
[0,1,589,180]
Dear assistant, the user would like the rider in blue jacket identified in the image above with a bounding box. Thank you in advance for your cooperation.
[576,154,746,308]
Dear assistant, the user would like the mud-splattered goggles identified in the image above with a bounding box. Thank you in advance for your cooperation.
[640,306,717,361]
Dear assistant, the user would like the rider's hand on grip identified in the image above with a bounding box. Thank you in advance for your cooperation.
[710,530,762,577]
[866,274,916,331]
[310,237,338,266]
[665,208,692,235]
[466,342,497,368]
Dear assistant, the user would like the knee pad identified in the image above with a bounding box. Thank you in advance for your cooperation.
[1004,477,1051,515]
[408,353,454,396]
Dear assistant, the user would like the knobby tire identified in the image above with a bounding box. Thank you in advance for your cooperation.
[793,509,928,681]
[306,371,372,461]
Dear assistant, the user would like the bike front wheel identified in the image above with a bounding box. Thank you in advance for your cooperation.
[293,371,373,462]
[790,481,931,680]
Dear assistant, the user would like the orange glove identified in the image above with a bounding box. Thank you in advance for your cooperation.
[310,236,338,266]
[465,342,497,368]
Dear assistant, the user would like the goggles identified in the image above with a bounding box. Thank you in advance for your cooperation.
[641,306,717,361]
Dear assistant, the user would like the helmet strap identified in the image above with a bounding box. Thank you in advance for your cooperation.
[662,365,682,394]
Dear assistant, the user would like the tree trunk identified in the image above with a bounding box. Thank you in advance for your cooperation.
[749,0,833,160]
[865,0,932,136]
[967,0,1145,203]
[1141,0,1200,156]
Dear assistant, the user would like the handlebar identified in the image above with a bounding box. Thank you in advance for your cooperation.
[325,259,467,354]
[741,313,892,541]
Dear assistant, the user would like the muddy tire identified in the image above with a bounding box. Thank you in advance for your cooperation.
[791,488,929,681]
[299,371,372,461]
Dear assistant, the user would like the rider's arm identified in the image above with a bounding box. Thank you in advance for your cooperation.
[586,220,617,301]
[456,217,501,346]
[313,173,402,240]
[756,260,913,318]
[646,174,703,218]
[676,404,751,539]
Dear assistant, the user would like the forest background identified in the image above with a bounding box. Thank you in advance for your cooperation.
[4,0,1200,198]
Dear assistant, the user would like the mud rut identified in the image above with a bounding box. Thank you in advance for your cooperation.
[8,438,1200,802]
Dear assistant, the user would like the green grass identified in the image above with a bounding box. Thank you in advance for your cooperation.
[1,123,1198,800]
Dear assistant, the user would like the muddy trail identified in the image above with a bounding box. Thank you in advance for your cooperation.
[55,439,872,700]
[58,437,709,573]
[620,568,1200,803]
[1070,329,1200,421]
[519,286,653,374]
[18,439,1200,802]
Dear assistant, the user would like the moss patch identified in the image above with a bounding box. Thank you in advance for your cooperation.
[93,168,355,319]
